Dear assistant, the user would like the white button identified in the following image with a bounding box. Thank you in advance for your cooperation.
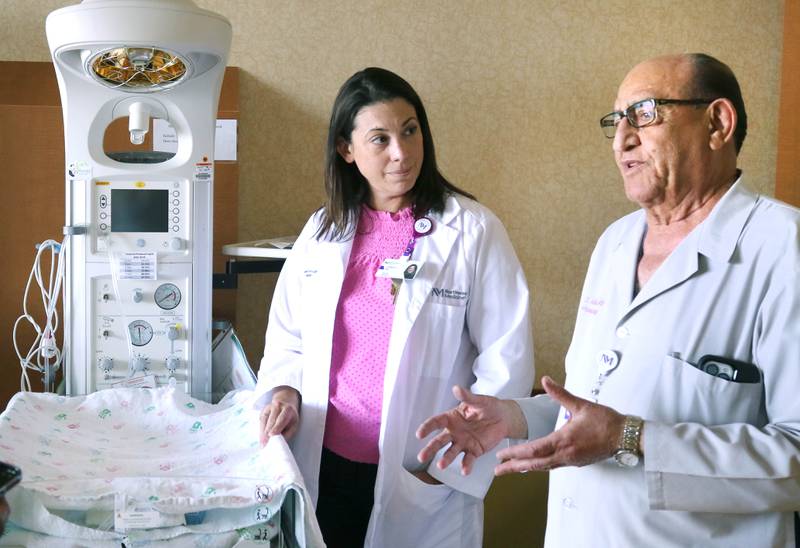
[562,497,575,509]
[616,326,630,338]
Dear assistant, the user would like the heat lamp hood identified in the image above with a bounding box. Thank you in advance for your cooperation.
[46,0,231,93]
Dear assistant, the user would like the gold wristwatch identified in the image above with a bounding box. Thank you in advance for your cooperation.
[613,415,643,467]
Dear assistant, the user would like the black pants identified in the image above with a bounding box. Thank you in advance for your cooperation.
[316,447,378,548]
[795,511,799,547]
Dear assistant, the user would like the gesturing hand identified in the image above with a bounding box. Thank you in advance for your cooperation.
[495,376,626,475]
[259,386,300,446]
[416,385,527,475]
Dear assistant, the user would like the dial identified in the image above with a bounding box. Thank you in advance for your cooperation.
[154,283,181,310]
[128,320,153,346]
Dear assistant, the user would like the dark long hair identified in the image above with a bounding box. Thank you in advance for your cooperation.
[316,67,474,240]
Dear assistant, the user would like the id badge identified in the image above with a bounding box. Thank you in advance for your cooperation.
[376,259,423,280]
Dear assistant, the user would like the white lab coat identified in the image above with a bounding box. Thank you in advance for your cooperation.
[256,194,534,548]
[517,177,800,547]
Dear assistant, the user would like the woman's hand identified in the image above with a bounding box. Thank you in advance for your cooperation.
[259,386,301,446]
[416,385,527,475]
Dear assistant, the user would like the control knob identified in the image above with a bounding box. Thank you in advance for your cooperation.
[130,355,149,374]
[165,355,180,373]
[167,325,180,341]
[98,356,114,372]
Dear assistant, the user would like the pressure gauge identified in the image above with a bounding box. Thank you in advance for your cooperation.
[128,320,154,346]
[154,283,181,310]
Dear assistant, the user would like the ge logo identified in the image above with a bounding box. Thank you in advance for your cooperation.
[254,484,273,503]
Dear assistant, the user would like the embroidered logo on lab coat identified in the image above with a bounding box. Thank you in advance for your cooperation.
[580,296,606,315]
[430,287,468,306]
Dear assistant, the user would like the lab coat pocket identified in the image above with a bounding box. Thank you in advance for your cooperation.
[414,302,468,379]
[379,468,469,548]
[648,354,763,425]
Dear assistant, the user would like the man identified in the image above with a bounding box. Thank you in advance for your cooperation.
[417,53,800,547]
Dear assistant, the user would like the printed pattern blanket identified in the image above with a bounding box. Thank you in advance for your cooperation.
[0,387,323,547]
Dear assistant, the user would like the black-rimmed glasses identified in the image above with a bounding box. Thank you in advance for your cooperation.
[600,98,713,138]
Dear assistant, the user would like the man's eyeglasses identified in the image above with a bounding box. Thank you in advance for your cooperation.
[599,98,713,138]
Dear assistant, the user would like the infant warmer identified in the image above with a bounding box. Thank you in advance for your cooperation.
[46,0,232,400]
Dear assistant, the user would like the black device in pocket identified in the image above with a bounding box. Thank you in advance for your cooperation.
[696,355,761,383]
[0,462,21,496]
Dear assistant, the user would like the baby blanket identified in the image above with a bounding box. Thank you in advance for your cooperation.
[0,387,324,547]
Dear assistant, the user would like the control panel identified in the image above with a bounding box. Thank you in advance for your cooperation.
[91,276,190,391]
[92,179,189,256]
[83,178,195,393]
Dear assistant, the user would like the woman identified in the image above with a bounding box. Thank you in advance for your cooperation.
[256,67,534,548]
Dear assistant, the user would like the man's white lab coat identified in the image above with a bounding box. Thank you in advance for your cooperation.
[519,178,800,547]
[257,195,534,548]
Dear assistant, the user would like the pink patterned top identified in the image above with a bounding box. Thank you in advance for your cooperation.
[322,205,414,464]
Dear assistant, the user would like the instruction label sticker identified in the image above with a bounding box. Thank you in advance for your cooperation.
[114,494,184,530]
[194,163,213,183]
[119,253,157,280]
[112,375,157,389]
[115,508,163,529]
[67,160,91,179]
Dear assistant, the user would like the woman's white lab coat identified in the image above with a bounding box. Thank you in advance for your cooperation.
[255,194,534,548]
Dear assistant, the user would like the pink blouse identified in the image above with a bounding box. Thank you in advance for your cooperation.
[322,205,414,464]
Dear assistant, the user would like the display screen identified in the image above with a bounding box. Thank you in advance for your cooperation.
[111,189,169,232]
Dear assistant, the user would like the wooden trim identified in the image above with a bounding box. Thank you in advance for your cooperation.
[776,0,800,207]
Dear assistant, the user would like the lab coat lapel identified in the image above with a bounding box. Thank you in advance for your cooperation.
[620,178,755,320]
[627,230,700,314]
[395,215,458,327]
[382,200,459,415]
[315,235,353,343]
[612,211,646,308]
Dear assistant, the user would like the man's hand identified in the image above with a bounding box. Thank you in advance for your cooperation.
[416,385,527,475]
[259,386,300,446]
[495,376,626,475]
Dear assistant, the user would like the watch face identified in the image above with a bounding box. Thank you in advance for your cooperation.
[615,450,640,467]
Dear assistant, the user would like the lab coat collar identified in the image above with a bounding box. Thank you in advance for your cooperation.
[614,172,757,316]
[432,191,461,227]
[695,174,758,263]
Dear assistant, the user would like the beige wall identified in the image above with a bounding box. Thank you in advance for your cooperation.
[3,0,784,383]
[1,2,784,546]
[216,0,784,380]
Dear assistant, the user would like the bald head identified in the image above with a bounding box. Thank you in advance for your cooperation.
[618,54,695,108]
[619,53,747,154]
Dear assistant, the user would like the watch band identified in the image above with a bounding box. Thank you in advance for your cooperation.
[614,415,643,467]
